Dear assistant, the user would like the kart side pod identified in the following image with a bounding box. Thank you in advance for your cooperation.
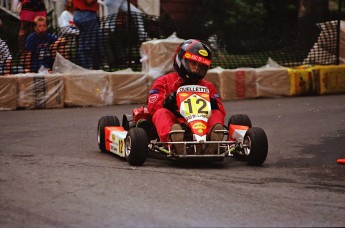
[105,126,128,157]
[229,124,249,142]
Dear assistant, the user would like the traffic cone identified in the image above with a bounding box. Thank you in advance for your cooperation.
[336,158,345,164]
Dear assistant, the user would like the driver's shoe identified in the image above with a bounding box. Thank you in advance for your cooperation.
[169,124,184,155]
[204,123,224,154]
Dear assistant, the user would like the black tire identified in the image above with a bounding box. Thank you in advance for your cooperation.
[97,116,120,153]
[228,114,252,128]
[122,114,134,131]
[243,127,268,166]
[228,114,252,161]
[125,128,149,166]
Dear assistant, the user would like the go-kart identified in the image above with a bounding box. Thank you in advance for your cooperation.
[97,85,268,166]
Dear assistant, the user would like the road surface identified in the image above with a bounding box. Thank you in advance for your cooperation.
[1,94,345,227]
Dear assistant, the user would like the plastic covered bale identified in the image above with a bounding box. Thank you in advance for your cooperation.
[219,68,257,100]
[256,68,290,97]
[63,72,113,107]
[288,68,319,96]
[0,76,17,110]
[140,34,184,80]
[16,75,64,109]
[108,70,148,104]
[313,65,345,95]
[204,67,223,95]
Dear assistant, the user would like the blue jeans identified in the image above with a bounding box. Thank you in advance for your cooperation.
[74,11,101,69]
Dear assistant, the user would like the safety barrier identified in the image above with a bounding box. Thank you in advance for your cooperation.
[1,64,345,111]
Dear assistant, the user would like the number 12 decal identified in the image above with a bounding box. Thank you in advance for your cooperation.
[184,98,209,115]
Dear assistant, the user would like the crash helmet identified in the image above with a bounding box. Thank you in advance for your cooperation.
[173,39,212,83]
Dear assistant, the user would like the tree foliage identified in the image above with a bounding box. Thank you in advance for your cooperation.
[174,0,302,53]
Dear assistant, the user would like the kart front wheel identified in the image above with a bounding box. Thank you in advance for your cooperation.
[228,114,252,161]
[97,116,120,153]
[243,127,268,166]
[125,128,149,166]
[228,114,252,128]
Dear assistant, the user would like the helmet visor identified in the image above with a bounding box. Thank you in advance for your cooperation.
[182,51,211,78]
[184,59,209,77]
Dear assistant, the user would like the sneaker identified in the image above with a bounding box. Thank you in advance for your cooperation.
[204,123,224,154]
[169,124,184,155]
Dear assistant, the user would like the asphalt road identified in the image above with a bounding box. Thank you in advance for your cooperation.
[1,94,345,227]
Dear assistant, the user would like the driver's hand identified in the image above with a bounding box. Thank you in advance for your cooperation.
[163,92,178,112]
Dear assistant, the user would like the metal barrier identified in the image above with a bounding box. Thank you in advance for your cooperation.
[0,0,19,19]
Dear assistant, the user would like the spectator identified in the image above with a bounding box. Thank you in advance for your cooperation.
[59,0,75,28]
[73,0,102,69]
[25,16,66,73]
[58,0,79,61]
[59,0,79,34]
[18,0,47,51]
[147,39,226,154]
[0,38,12,76]
[105,0,147,40]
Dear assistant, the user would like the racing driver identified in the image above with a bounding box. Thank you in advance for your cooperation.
[147,39,226,154]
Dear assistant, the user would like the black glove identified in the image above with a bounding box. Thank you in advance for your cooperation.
[210,98,219,110]
[163,92,178,112]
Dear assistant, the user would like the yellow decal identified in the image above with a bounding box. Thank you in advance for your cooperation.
[185,53,191,58]
[199,49,208,57]
[193,122,206,130]
[179,93,188,97]
[119,139,124,154]
[112,135,116,142]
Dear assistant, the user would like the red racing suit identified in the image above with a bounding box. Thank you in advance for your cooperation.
[148,72,226,142]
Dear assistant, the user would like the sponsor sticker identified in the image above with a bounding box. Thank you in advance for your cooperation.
[199,49,208,56]
[192,122,206,130]
[149,94,158,103]
[183,52,211,66]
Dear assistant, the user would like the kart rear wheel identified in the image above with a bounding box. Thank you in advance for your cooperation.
[125,128,149,166]
[243,127,268,166]
[228,114,252,128]
[97,116,120,153]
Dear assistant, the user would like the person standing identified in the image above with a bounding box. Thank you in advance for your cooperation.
[105,0,147,40]
[59,0,76,28]
[73,0,102,69]
[59,0,79,35]
[18,0,47,51]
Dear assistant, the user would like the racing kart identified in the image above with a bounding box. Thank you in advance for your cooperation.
[97,85,268,166]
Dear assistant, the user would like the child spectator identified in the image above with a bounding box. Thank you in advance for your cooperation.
[25,16,66,73]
